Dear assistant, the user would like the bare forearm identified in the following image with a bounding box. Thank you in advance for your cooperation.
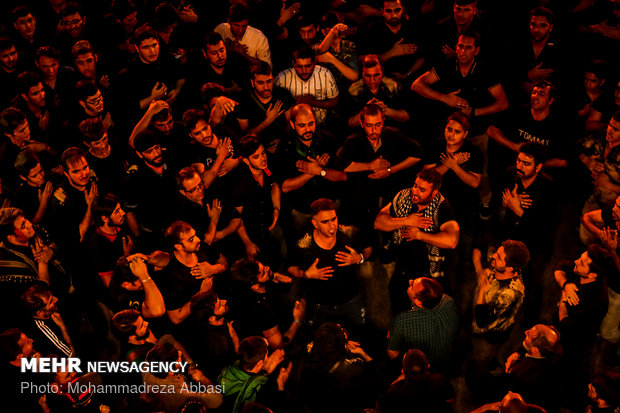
[78,206,93,242]
[374,211,408,231]
[37,263,50,284]
[282,174,313,193]
[451,165,480,188]
[214,218,242,242]
[142,279,166,318]
[384,107,410,123]
[417,229,459,249]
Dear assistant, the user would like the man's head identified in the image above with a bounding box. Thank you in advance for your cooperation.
[239,336,269,373]
[93,193,125,228]
[529,7,553,43]
[61,147,90,189]
[401,349,430,380]
[18,72,46,109]
[112,0,138,33]
[165,221,200,254]
[382,0,404,28]
[455,32,479,66]
[0,107,29,146]
[522,324,560,357]
[530,81,554,112]
[239,135,268,171]
[0,37,18,73]
[444,111,470,145]
[15,150,45,188]
[298,18,318,45]
[190,290,228,323]
[251,61,274,100]
[35,46,60,82]
[516,142,546,179]
[72,40,97,79]
[311,198,338,240]
[0,207,35,244]
[360,103,385,144]
[133,25,160,64]
[75,80,104,115]
[606,111,620,145]
[589,371,620,408]
[111,309,150,344]
[21,283,58,319]
[231,259,274,287]
[12,6,36,41]
[183,108,215,147]
[151,107,174,135]
[203,32,227,68]
[574,244,612,281]
[491,239,530,279]
[361,55,383,93]
[498,392,528,413]
[292,46,316,81]
[60,4,86,38]
[146,342,181,378]
[412,169,442,205]
[453,0,477,28]
[134,130,164,167]
[228,3,250,40]
[0,328,35,364]
[290,103,316,142]
[176,167,204,204]
[79,118,109,154]
[584,60,608,94]
[407,277,443,308]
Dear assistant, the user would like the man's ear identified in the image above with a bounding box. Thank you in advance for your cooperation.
[19,174,27,182]
[535,163,543,174]
[241,157,249,166]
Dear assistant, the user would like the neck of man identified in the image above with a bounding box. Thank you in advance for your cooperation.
[446,141,464,153]
[174,250,198,267]
[68,179,87,192]
[210,63,225,75]
[249,164,264,181]
[298,135,313,147]
[27,101,43,117]
[44,77,56,89]
[255,91,271,105]
[459,59,475,76]
[99,223,119,236]
[531,106,550,121]
[83,106,99,118]
[520,173,538,189]
[385,21,401,35]
[7,235,29,247]
[313,229,337,249]
[144,161,164,175]
[90,145,111,159]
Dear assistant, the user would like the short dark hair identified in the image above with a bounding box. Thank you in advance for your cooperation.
[189,290,218,320]
[111,309,141,334]
[0,36,15,53]
[292,45,315,62]
[164,220,193,249]
[519,141,547,166]
[175,166,200,189]
[14,150,40,178]
[290,103,314,123]
[458,30,480,48]
[586,244,614,276]
[153,2,178,30]
[75,80,100,102]
[132,24,158,45]
[239,336,269,371]
[455,0,477,5]
[229,3,250,22]
[361,54,382,71]
[230,258,260,285]
[312,322,346,364]
[251,60,272,79]
[61,147,87,171]
[360,103,384,121]
[0,207,24,240]
[182,108,207,136]
[35,46,60,63]
[584,59,609,81]
[146,342,180,378]
[532,80,556,99]
[502,239,530,273]
[413,277,443,308]
[79,118,106,143]
[0,328,24,363]
[21,283,52,314]
[0,107,26,135]
[447,111,470,132]
[529,6,553,25]
[310,198,335,216]
[237,135,262,158]
[93,193,120,227]
[112,0,137,21]
[402,349,429,380]
[60,3,84,20]
[204,31,224,48]
[71,40,94,61]
[12,5,33,22]
[417,169,442,191]
[17,71,42,95]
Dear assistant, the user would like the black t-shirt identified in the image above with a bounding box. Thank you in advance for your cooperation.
[236,87,295,147]
[289,225,367,305]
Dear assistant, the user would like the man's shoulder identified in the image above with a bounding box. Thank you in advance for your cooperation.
[246,25,268,39]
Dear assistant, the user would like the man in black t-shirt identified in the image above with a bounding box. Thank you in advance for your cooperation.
[287,198,371,336]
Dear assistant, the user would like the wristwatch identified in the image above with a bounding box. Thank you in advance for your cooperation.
[320,169,327,177]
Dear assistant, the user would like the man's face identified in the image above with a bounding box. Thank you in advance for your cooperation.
[515,152,540,179]
[574,251,594,278]
[37,56,59,81]
[136,37,160,64]
[406,278,424,304]
[291,110,316,141]
[529,15,552,42]
[190,119,215,147]
[522,325,540,352]
[251,74,274,100]
[256,261,273,284]
[107,203,126,226]
[293,57,315,81]
[74,52,97,79]
[25,83,46,108]
[87,133,110,153]
[299,24,317,44]
[23,162,45,187]
[178,228,200,253]
[17,333,35,358]
[245,145,268,170]
[14,13,36,40]
[361,113,384,143]
[584,72,604,93]
[456,35,479,65]
[453,2,477,27]
[606,118,620,145]
[230,19,249,40]
[411,177,437,205]
[444,119,468,145]
[490,246,515,279]
[153,113,174,135]
[363,64,383,93]
[13,215,35,241]
[138,144,164,167]
[0,46,18,72]
[214,298,229,317]
[312,209,338,238]
[530,84,553,111]
[180,173,205,204]
[382,1,403,27]
[205,41,227,68]
[130,316,149,339]
[121,11,138,32]
[8,121,31,146]
[82,90,104,114]
[37,292,58,319]
[62,12,84,38]
[64,157,91,188]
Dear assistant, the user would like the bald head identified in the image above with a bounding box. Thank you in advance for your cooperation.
[290,104,316,142]
[524,324,560,357]
[291,103,314,123]
[499,392,527,413]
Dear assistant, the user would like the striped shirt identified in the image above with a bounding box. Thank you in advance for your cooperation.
[274,65,339,125]
[214,23,272,67]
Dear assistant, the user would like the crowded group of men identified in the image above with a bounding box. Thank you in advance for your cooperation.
[0,0,620,412]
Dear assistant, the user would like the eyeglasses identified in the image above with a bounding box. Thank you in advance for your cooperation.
[184,181,203,193]
[86,94,104,105]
